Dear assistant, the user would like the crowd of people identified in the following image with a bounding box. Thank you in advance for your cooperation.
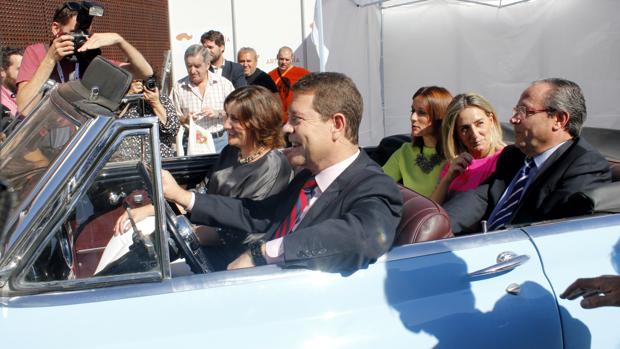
[2,1,619,309]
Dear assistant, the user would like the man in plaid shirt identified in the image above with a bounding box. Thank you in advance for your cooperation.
[172,44,234,154]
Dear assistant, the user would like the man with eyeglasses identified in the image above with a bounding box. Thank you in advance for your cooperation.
[444,78,611,235]
[15,1,152,116]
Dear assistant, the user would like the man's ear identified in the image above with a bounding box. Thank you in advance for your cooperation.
[331,112,347,140]
[51,22,62,36]
[553,110,570,131]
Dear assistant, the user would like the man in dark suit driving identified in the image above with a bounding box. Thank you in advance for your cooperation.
[444,78,611,234]
[161,72,402,272]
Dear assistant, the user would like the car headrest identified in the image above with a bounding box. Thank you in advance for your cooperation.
[56,56,132,116]
[393,185,453,246]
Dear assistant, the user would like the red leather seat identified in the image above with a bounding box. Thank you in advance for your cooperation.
[393,186,453,246]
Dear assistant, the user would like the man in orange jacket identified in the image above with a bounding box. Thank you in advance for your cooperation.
[268,46,310,123]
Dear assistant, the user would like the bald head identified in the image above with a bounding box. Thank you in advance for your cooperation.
[277,46,294,73]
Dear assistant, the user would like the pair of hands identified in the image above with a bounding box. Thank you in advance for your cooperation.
[114,170,257,270]
[49,32,124,62]
[561,275,620,309]
[182,107,223,125]
[128,81,161,105]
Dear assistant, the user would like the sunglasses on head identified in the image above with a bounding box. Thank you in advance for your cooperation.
[61,1,82,11]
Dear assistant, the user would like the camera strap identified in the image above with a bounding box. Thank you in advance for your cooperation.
[56,62,80,83]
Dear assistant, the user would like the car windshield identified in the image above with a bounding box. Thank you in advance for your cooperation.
[0,100,86,214]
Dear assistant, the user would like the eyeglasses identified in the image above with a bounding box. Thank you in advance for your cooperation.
[512,105,554,118]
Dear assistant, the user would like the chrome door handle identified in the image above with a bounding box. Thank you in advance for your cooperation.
[468,253,530,277]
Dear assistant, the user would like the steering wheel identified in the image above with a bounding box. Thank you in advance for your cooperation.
[136,161,213,273]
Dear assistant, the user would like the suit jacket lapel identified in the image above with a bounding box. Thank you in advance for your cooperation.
[526,139,575,194]
[223,60,233,78]
[513,139,575,220]
[265,170,313,238]
[295,150,367,230]
[295,187,341,230]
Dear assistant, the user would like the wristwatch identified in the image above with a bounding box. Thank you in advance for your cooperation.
[250,241,267,266]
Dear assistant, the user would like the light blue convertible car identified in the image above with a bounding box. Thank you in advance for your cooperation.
[1,58,619,348]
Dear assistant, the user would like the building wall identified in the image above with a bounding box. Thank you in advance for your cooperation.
[0,0,170,76]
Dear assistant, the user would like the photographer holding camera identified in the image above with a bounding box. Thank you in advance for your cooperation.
[16,1,153,116]
[113,76,180,161]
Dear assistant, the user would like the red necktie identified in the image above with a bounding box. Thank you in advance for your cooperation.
[274,178,317,238]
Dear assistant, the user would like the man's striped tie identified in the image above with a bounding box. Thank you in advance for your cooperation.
[487,158,536,230]
[274,177,317,238]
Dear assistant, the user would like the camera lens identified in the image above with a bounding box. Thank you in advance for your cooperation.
[144,77,157,90]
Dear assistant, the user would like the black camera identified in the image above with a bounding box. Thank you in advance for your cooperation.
[65,2,104,62]
[72,31,89,50]
[143,76,158,91]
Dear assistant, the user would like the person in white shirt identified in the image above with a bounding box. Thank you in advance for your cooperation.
[172,44,234,154]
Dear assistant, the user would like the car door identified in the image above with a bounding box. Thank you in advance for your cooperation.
[3,228,564,348]
[382,229,564,348]
[525,213,620,348]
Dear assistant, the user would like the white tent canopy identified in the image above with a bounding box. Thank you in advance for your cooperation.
[314,0,620,146]
[352,0,531,9]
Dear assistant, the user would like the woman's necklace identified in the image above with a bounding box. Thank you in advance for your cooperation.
[415,144,442,174]
[238,147,267,164]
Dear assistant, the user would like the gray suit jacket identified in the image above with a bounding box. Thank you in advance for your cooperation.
[444,138,611,234]
[217,60,247,89]
[190,151,403,272]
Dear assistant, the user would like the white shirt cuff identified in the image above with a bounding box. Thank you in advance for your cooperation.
[186,192,196,211]
[265,237,284,264]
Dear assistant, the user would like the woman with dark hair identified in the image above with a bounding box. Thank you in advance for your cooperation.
[430,92,505,204]
[383,86,453,197]
[114,77,179,160]
[104,85,292,272]
[205,85,291,199]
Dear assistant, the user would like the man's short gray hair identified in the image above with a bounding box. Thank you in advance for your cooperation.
[537,78,586,137]
[184,44,211,65]
[238,47,257,58]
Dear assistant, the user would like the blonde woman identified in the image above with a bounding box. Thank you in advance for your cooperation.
[430,93,505,204]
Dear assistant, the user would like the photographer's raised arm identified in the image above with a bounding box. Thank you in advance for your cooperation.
[16,34,75,115]
[78,33,153,80]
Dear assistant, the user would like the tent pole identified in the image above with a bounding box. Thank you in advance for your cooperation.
[316,0,326,71]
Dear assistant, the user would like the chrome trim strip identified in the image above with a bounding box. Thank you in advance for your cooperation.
[384,228,530,262]
[522,213,620,239]
[149,121,171,279]
[75,247,106,254]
